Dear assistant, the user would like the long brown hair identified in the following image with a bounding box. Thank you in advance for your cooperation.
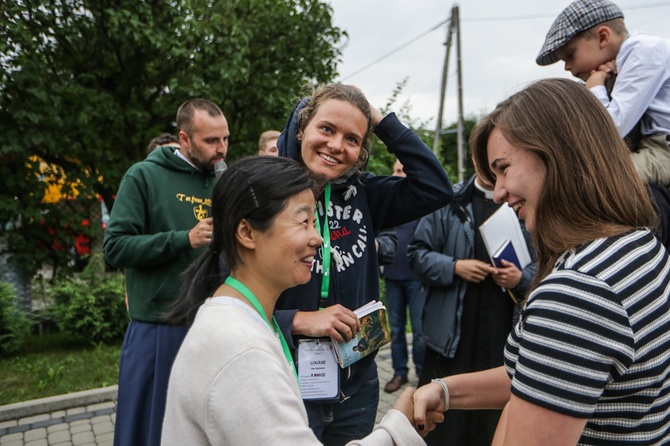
[472,78,657,290]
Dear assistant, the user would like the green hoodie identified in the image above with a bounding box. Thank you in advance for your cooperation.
[103,146,216,323]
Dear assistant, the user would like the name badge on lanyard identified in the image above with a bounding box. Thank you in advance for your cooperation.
[297,183,340,401]
[297,338,339,401]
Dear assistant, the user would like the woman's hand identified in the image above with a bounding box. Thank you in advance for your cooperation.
[412,381,446,436]
[369,104,384,126]
[292,304,361,342]
[350,84,384,125]
[393,387,444,437]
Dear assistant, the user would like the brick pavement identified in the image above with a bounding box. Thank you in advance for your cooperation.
[0,343,417,445]
[0,387,117,446]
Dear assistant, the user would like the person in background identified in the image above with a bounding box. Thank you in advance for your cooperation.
[162,156,439,445]
[537,0,670,186]
[258,129,281,156]
[407,170,536,446]
[413,78,670,445]
[536,0,670,252]
[118,132,184,312]
[103,98,229,446]
[382,159,426,395]
[147,133,181,154]
[375,228,397,271]
[274,83,453,445]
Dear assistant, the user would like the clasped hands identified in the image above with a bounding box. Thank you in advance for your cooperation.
[585,59,617,89]
[455,258,522,289]
[393,384,446,437]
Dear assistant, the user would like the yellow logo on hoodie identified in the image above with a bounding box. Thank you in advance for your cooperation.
[193,204,209,220]
[176,194,212,221]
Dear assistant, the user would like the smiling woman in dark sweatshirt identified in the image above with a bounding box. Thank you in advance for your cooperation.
[274,84,453,444]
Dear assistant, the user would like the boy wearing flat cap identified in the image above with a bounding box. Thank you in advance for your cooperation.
[538,0,670,186]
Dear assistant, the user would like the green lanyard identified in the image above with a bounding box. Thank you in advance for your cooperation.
[314,182,332,308]
[224,276,299,385]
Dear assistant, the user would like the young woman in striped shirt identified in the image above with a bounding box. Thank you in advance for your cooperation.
[413,78,670,445]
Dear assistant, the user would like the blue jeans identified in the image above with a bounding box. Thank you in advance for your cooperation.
[385,279,425,377]
[305,376,380,446]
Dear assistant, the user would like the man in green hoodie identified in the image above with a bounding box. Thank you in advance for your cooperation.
[103,98,229,446]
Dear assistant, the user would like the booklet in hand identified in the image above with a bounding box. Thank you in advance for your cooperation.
[332,300,391,368]
[479,203,531,270]
[492,239,521,270]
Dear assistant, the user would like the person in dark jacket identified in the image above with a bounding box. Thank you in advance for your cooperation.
[274,84,453,445]
[408,174,536,446]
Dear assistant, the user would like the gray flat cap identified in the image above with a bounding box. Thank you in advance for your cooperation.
[536,0,624,66]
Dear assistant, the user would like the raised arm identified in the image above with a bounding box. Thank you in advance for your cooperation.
[364,113,453,230]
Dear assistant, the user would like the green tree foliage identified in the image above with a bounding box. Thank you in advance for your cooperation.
[48,265,128,345]
[365,78,475,185]
[438,115,480,183]
[0,0,345,276]
[0,281,31,355]
[366,78,435,176]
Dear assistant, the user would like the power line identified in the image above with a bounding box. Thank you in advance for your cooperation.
[336,1,670,81]
[338,19,448,81]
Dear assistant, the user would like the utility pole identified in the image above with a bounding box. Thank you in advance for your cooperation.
[432,7,454,156]
[433,4,466,183]
[455,5,466,183]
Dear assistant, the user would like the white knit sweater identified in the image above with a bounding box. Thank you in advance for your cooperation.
[161,297,424,446]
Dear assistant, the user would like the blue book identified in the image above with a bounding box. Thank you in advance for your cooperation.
[492,240,521,269]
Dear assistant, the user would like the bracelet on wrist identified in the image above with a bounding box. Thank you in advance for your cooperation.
[431,378,450,411]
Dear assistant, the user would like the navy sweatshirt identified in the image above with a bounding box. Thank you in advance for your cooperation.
[275,99,453,399]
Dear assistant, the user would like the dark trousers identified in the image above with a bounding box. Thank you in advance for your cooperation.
[113,320,187,446]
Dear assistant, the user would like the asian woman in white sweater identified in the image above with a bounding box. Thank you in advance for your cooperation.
[162,156,441,445]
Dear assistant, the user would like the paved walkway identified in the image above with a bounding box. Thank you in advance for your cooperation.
[0,343,417,445]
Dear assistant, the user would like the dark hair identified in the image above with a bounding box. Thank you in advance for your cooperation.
[297,84,374,173]
[471,78,657,290]
[146,133,179,154]
[165,156,318,326]
[176,98,224,137]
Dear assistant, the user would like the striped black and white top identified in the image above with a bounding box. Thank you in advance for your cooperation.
[505,229,670,445]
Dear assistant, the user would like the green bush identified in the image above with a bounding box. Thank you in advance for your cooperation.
[49,259,128,344]
[0,281,31,355]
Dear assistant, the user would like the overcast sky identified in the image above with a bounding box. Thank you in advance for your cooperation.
[327,0,670,127]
